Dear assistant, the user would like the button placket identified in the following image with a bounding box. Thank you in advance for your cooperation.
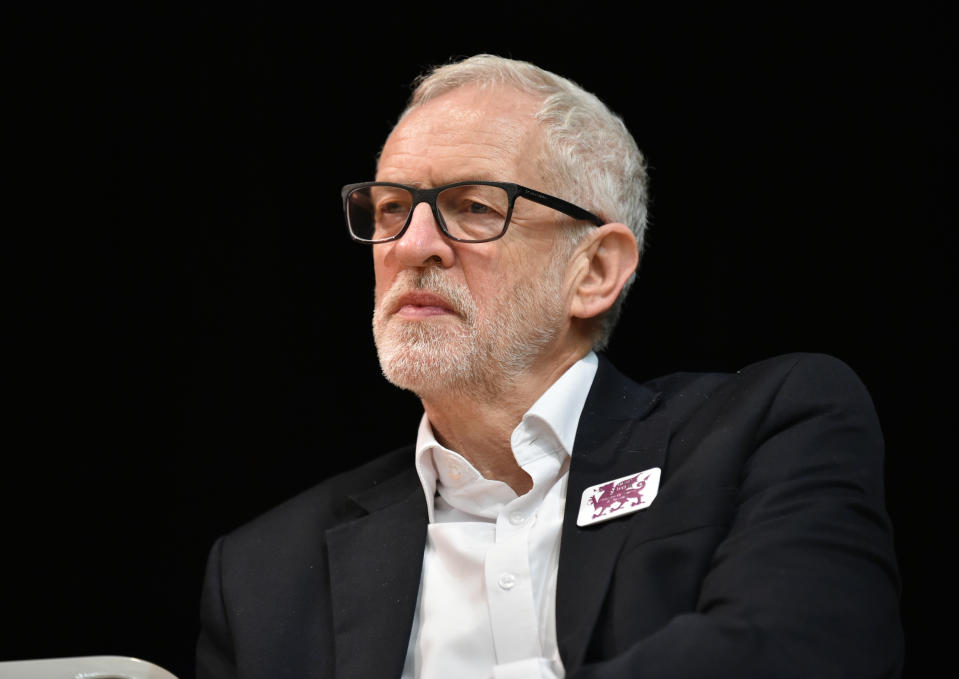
[485,528,539,663]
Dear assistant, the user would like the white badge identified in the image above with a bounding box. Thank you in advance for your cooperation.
[577,467,662,527]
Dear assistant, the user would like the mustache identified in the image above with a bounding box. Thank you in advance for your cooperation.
[380,268,476,322]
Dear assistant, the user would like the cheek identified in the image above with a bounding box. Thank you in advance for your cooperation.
[466,272,512,318]
[372,251,395,303]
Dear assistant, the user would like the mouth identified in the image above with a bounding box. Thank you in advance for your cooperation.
[393,290,457,319]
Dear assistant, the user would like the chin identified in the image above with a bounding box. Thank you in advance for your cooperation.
[371,275,565,402]
[374,321,475,396]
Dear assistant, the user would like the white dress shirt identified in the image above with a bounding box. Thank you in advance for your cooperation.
[400,353,599,679]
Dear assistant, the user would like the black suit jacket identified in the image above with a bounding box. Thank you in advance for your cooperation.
[197,353,903,678]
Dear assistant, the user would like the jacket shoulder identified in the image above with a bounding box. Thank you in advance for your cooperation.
[643,352,872,402]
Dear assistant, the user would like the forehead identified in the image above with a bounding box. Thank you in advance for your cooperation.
[376,85,546,186]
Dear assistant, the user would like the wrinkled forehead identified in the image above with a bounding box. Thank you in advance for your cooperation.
[377,85,548,187]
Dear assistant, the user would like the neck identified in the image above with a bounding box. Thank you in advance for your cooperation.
[419,346,588,495]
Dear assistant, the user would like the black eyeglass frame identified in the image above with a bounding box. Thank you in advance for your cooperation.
[341,180,606,244]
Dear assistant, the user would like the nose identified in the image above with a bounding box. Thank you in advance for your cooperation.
[392,202,456,268]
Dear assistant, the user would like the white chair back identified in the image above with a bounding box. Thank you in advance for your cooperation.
[0,656,177,679]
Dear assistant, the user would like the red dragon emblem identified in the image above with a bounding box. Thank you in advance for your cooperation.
[587,472,650,519]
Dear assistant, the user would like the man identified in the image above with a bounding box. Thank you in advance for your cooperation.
[197,54,903,678]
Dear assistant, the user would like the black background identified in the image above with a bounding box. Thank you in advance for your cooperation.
[5,2,954,677]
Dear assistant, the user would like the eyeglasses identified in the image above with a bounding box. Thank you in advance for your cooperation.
[342,181,605,244]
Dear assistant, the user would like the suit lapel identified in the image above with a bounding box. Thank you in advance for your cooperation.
[326,468,427,679]
[557,356,668,671]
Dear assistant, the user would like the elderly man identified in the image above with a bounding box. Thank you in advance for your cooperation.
[197,54,903,678]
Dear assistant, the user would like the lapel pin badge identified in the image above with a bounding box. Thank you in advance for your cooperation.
[577,467,661,527]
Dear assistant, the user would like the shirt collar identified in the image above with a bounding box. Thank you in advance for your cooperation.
[413,352,599,522]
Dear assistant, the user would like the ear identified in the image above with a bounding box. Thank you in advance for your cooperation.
[568,223,639,321]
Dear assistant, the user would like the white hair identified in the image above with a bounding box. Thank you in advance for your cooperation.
[396,54,649,350]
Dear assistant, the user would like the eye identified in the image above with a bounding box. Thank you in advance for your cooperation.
[446,187,507,217]
[370,188,412,219]
[379,200,408,215]
[467,200,494,214]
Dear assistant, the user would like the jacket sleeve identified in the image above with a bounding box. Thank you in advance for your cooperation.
[569,354,903,679]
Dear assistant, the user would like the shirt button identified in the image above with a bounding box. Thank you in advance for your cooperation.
[508,511,526,525]
[497,573,516,590]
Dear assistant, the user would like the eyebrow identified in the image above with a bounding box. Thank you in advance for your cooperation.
[374,174,504,188]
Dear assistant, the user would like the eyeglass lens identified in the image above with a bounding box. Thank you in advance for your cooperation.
[347,185,510,242]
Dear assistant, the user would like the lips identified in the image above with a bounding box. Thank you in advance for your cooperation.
[377,268,474,325]
[394,290,456,318]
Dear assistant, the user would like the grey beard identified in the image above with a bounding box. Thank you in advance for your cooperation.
[372,265,564,403]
